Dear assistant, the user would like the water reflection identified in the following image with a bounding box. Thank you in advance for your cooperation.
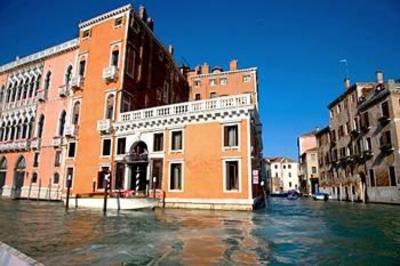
[0,199,399,265]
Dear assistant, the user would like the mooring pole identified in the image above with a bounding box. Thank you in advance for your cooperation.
[65,174,72,210]
[135,166,140,195]
[153,176,157,198]
[103,171,110,213]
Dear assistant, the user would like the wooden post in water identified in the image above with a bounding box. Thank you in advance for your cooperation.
[153,176,157,198]
[65,174,72,210]
[103,170,111,213]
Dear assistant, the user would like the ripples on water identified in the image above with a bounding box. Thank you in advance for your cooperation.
[0,198,399,265]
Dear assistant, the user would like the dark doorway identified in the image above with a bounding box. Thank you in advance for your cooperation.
[13,156,26,199]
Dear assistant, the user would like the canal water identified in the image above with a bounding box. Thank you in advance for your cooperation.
[0,198,399,265]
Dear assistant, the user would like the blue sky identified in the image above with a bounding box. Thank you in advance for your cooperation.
[1,0,399,159]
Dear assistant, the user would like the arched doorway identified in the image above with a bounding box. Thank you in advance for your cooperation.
[13,156,26,199]
[0,157,7,196]
[125,141,149,193]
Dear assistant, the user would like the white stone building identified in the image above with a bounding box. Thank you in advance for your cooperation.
[265,157,299,193]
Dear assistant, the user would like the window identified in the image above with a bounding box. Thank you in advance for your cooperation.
[220,78,227,85]
[114,17,123,27]
[369,169,375,187]
[311,154,316,161]
[44,71,51,92]
[380,131,392,147]
[243,75,251,83]
[72,102,80,125]
[312,166,317,174]
[37,115,45,139]
[195,93,201,100]
[274,165,278,169]
[79,59,86,77]
[225,160,239,191]
[289,172,292,178]
[97,167,110,189]
[283,165,286,169]
[31,173,38,184]
[288,164,292,169]
[194,80,201,87]
[210,92,217,98]
[224,125,238,148]
[275,172,278,178]
[169,163,182,191]
[81,29,91,39]
[289,182,292,188]
[65,65,73,87]
[153,133,164,152]
[105,94,115,120]
[152,159,163,189]
[382,101,390,117]
[339,125,344,138]
[389,167,396,186]
[53,173,60,184]
[361,112,370,129]
[171,130,182,151]
[126,45,136,77]
[68,142,76,158]
[111,49,119,67]
[209,79,217,86]
[102,139,112,156]
[58,111,66,136]
[33,153,39,167]
[117,138,126,155]
[54,150,61,167]
[366,137,372,151]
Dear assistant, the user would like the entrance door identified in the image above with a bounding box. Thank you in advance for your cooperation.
[130,163,148,192]
[0,157,7,196]
[13,156,26,199]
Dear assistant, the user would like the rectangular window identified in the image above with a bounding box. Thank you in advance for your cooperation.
[382,101,390,117]
[171,131,183,151]
[102,139,112,156]
[289,182,292,188]
[153,133,164,152]
[209,79,217,86]
[194,80,201,87]
[243,75,251,83]
[152,159,163,189]
[225,160,239,191]
[68,142,76,158]
[169,163,182,191]
[117,138,126,155]
[81,29,91,39]
[195,93,201,100]
[361,112,370,128]
[126,45,136,77]
[33,152,39,167]
[369,169,375,187]
[111,50,119,67]
[54,150,61,167]
[114,17,123,27]
[220,78,227,85]
[97,166,110,189]
[312,166,317,174]
[79,60,86,77]
[366,137,372,151]
[210,92,217,98]
[389,166,396,186]
[224,125,238,147]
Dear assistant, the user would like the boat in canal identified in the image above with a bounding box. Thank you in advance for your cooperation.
[287,190,299,200]
[63,192,160,210]
[312,192,329,201]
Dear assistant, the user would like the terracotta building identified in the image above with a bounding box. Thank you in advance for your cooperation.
[297,131,319,195]
[317,71,400,204]
[0,4,264,210]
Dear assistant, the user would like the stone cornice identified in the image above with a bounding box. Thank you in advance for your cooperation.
[79,4,132,29]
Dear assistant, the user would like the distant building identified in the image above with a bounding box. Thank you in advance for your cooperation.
[317,71,400,204]
[297,131,319,195]
[265,157,299,193]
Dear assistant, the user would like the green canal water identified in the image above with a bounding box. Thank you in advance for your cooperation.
[0,198,399,265]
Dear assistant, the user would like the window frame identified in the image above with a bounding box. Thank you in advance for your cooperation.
[101,138,112,158]
[153,133,164,152]
[223,123,240,150]
[168,160,184,192]
[116,137,126,155]
[67,142,77,158]
[169,129,184,153]
[223,158,241,193]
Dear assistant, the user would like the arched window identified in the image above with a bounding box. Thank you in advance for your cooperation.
[10,121,16,141]
[53,173,60,184]
[0,85,4,103]
[111,47,120,67]
[11,83,17,102]
[105,94,114,119]
[29,76,35,98]
[16,80,23,101]
[0,157,7,193]
[37,115,45,139]
[22,119,28,139]
[22,79,29,99]
[6,85,11,103]
[65,65,73,88]
[58,110,66,136]
[44,71,51,91]
[72,102,80,125]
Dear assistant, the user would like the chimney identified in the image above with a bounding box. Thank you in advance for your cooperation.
[202,63,209,74]
[139,5,148,21]
[344,78,351,90]
[168,45,174,57]
[146,17,154,31]
[376,70,384,84]
[229,59,238,71]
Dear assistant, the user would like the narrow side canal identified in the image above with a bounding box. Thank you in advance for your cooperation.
[0,198,399,265]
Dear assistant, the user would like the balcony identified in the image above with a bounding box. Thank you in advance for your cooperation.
[97,119,112,134]
[58,85,69,97]
[362,149,374,159]
[360,125,370,133]
[118,94,253,123]
[380,143,394,153]
[30,138,40,150]
[64,125,77,137]
[378,115,391,125]
[102,65,118,81]
[36,90,47,102]
[71,76,84,90]
[52,136,63,147]
[16,140,29,150]
[350,128,360,138]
